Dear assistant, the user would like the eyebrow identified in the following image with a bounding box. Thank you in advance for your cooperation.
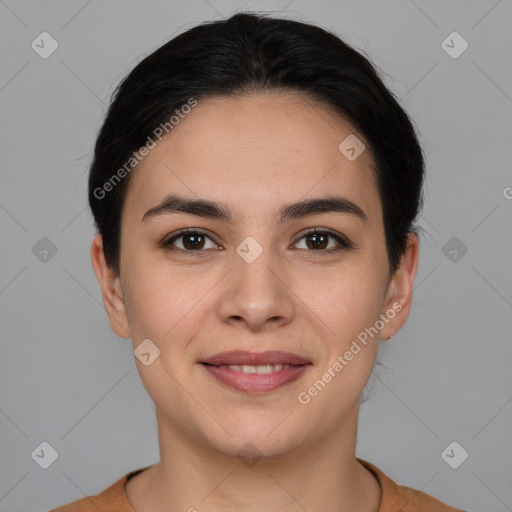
[141,193,368,224]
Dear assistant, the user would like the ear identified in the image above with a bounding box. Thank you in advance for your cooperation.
[90,233,131,338]
[379,232,420,340]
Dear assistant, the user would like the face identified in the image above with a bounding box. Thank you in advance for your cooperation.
[92,92,418,459]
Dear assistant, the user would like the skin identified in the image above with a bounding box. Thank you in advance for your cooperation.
[91,91,419,512]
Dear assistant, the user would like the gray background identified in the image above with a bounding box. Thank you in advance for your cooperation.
[1,0,511,510]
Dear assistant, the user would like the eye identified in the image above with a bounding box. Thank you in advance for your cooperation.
[160,228,353,256]
[160,229,220,255]
[293,228,353,253]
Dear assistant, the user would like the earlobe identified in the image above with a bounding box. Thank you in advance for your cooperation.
[379,232,420,340]
[90,234,131,339]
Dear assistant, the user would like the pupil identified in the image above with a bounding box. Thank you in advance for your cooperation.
[308,233,327,250]
[184,233,204,250]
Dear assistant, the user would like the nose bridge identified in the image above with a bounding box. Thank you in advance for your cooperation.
[235,233,282,300]
[220,234,293,329]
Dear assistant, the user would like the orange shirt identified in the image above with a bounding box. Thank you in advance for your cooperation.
[49,458,466,511]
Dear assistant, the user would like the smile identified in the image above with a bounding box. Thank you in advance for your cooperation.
[217,363,292,374]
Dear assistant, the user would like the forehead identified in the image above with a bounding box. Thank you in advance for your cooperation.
[123,92,381,226]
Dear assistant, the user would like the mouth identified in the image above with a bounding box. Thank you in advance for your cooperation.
[200,350,312,394]
[201,350,310,366]
[207,363,296,374]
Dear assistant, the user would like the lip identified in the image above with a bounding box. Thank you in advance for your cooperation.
[201,350,310,366]
[200,351,312,394]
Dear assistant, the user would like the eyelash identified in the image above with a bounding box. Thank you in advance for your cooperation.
[159,228,354,256]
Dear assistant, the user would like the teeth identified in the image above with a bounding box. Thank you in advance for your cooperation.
[219,364,290,373]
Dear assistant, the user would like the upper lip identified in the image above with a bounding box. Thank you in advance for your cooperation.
[201,350,310,366]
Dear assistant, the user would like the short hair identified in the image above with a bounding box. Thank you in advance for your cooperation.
[88,12,425,276]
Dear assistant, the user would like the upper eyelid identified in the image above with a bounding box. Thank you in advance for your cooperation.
[165,228,219,244]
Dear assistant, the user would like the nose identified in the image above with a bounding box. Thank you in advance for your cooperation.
[217,242,295,333]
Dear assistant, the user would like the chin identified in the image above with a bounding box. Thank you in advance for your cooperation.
[202,419,307,461]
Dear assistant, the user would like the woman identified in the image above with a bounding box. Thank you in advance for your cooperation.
[51,12,465,511]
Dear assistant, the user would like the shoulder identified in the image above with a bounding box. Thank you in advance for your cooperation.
[48,468,147,512]
[357,458,467,512]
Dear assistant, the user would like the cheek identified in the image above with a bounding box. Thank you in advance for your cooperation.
[121,255,216,348]
[299,268,385,411]
[124,278,187,342]
[299,261,386,344]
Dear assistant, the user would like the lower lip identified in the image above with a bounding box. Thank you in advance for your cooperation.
[201,364,311,394]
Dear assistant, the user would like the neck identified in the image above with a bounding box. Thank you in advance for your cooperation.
[126,405,381,512]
